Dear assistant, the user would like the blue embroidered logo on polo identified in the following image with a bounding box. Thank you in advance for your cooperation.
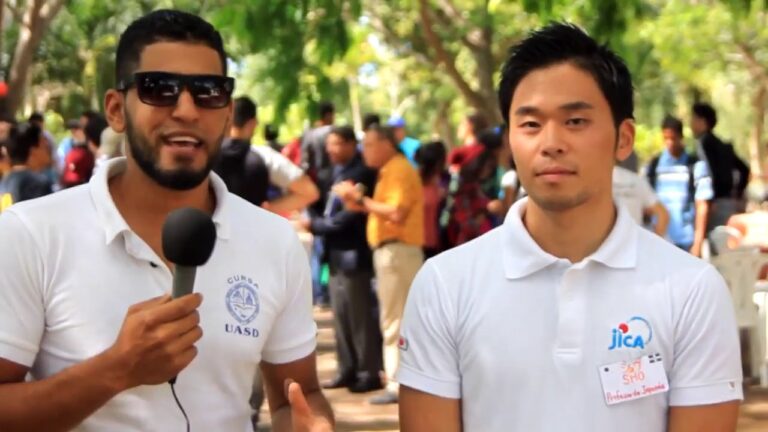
[608,316,652,350]
[225,275,260,338]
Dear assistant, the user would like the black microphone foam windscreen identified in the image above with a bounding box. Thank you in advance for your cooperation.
[162,207,217,266]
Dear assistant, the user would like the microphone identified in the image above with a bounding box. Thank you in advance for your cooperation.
[162,207,217,299]
[162,208,216,386]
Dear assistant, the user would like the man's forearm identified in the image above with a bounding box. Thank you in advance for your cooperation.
[362,197,402,222]
[0,351,126,432]
[693,201,709,246]
[267,193,315,214]
[652,203,670,237]
[270,390,335,431]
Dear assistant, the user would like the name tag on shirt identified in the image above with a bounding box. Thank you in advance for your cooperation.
[599,353,669,406]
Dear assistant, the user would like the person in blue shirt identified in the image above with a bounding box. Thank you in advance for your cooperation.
[647,115,713,257]
[387,116,420,166]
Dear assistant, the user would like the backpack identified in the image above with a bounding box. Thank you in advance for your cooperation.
[214,141,270,207]
[647,153,698,205]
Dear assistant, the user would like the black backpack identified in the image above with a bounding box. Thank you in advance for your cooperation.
[214,140,270,207]
[647,153,698,205]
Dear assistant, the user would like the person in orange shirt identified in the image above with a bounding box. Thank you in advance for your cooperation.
[333,124,424,405]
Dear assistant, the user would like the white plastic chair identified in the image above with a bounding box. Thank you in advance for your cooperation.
[708,225,743,256]
[754,280,768,386]
[710,247,768,386]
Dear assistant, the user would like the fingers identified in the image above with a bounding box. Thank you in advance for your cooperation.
[144,293,203,327]
[164,324,203,355]
[287,380,313,420]
[155,310,201,341]
[173,345,199,373]
[127,294,172,314]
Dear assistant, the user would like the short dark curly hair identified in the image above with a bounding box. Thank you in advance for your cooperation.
[115,9,228,85]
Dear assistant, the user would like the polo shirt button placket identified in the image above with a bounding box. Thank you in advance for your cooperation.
[124,233,172,297]
[555,266,585,361]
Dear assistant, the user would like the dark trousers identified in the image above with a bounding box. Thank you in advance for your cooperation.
[329,266,383,381]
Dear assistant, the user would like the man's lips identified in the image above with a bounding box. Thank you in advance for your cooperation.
[535,167,576,176]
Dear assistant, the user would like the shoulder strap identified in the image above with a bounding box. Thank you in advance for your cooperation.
[685,153,699,202]
[647,155,661,189]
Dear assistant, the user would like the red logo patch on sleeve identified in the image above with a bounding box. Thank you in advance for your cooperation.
[398,336,409,351]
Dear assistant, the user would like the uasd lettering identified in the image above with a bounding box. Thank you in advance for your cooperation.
[225,323,260,337]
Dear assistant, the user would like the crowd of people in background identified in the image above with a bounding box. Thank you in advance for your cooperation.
[0,87,763,418]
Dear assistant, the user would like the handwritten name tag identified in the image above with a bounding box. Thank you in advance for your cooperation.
[599,353,669,406]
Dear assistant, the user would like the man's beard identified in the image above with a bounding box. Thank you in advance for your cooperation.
[124,114,223,191]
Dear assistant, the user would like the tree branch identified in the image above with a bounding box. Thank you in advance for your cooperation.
[417,0,486,111]
[735,41,768,88]
[435,0,466,27]
[39,0,66,26]
[366,6,432,66]
[5,3,25,25]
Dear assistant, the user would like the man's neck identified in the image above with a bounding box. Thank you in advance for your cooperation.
[522,195,616,263]
[337,154,356,168]
[110,158,216,223]
[695,130,711,140]
[379,151,399,169]
[668,146,685,159]
[229,128,251,141]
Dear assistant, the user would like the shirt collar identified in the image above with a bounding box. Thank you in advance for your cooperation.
[380,153,405,175]
[502,197,638,279]
[660,149,688,164]
[89,157,232,245]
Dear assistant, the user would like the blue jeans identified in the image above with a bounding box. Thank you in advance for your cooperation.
[311,237,329,305]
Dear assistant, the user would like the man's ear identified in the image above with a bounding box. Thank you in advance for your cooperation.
[105,89,127,133]
[615,119,635,162]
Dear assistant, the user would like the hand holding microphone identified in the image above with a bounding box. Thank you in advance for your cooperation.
[104,208,216,390]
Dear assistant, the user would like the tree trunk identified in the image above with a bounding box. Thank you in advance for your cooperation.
[433,100,455,148]
[417,0,501,125]
[749,85,766,179]
[0,1,5,74]
[468,25,502,125]
[347,76,362,134]
[5,0,66,116]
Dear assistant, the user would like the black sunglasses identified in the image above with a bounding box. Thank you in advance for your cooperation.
[116,72,235,109]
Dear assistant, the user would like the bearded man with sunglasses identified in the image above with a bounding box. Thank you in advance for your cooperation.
[0,10,333,432]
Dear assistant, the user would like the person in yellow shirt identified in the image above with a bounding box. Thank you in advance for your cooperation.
[333,124,424,404]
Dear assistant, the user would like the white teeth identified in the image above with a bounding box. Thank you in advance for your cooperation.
[167,135,199,144]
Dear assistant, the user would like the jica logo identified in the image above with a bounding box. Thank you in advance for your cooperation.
[608,316,652,350]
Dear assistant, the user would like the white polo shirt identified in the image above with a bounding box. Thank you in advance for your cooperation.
[0,158,316,431]
[612,165,659,225]
[396,197,742,432]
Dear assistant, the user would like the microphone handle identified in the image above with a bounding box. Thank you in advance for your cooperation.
[169,265,197,384]
[172,266,197,299]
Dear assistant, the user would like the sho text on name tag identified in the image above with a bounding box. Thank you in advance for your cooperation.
[599,353,669,406]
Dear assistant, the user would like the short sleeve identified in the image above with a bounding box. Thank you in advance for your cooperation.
[381,163,418,210]
[637,176,658,209]
[0,211,46,366]
[253,146,304,190]
[395,261,461,399]
[692,160,714,202]
[668,265,743,406]
[260,231,317,364]
[501,170,518,189]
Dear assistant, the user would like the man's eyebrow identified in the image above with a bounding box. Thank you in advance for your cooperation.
[559,101,594,111]
[514,106,540,116]
[513,101,595,117]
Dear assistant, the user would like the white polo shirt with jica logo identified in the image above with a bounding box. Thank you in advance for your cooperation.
[396,197,743,432]
[0,158,317,431]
